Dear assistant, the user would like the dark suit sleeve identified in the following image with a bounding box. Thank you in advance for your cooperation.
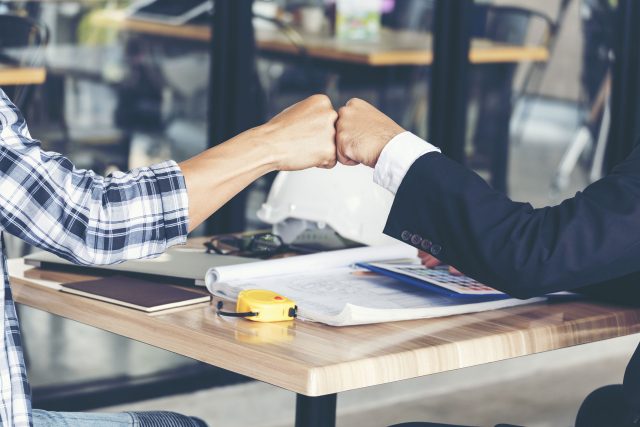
[383,146,640,299]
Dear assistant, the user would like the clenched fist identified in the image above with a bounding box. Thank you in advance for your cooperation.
[336,98,405,168]
[261,94,338,171]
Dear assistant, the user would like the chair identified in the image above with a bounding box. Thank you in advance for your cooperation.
[551,71,611,197]
[382,0,435,32]
[468,2,568,193]
[0,13,49,110]
[401,2,568,160]
[551,0,615,197]
[510,0,572,145]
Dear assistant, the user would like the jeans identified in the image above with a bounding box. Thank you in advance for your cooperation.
[33,410,208,427]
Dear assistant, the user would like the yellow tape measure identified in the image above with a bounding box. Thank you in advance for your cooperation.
[217,289,297,322]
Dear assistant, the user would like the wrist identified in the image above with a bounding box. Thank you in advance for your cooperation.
[210,126,279,176]
[370,125,405,168]
[253,122,288,171]
[245,125,281,173]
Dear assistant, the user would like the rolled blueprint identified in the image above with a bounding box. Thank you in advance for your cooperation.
[204,244,417,293]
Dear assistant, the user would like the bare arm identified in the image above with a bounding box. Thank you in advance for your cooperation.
[181,94,338,231]
[0,90,336,264]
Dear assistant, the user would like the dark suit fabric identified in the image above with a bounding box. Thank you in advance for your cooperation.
[384,146,640,299]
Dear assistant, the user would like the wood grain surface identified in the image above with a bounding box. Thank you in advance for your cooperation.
[90,10,548,66]
[0,66,46,86]
[9,258,640,396]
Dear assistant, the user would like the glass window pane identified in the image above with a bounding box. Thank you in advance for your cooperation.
[250,0,434,233]
[467,0,613,207]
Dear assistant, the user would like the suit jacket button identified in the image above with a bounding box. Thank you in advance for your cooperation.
[421,240,432,250]
[411,234,423,245]
[401,231,412,241]
[430,244,442,256]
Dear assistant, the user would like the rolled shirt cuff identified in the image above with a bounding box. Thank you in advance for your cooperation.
[147,160,190,248]
[373,131,441,194]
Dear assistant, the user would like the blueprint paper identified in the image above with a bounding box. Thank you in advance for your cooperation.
[209,266,544,326]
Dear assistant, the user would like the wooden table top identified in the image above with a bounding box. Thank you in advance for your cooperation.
[0,65,46,86]
[90,10,549,66]
[9,257,640,397]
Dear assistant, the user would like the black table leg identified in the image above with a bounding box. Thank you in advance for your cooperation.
[295,393,337,427]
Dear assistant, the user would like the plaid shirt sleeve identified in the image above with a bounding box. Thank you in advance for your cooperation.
[0,90,189,265]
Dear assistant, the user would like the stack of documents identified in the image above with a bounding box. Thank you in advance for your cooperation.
[204,245,544,326]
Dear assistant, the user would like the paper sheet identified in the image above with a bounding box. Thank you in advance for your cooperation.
[7,258,62,290]
[204,244,417,289]
[209,267,544,326]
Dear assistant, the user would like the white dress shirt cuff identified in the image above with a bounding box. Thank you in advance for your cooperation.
[373,131,440,194]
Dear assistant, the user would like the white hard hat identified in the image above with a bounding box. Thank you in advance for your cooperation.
[257,164,399,246]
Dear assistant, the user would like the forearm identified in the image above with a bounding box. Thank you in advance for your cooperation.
[179,126,276,232]
[333,99,640,297]
[0,91,338,266]
[386,149,640,298]
[180,94,340,231]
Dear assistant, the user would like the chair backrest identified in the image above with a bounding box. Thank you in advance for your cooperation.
[0,14,49,108]
[0,14,48,52]
[382,0,435,32]
[472,4,555,46]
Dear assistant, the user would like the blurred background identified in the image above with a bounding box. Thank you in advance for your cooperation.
[2,0,637,426]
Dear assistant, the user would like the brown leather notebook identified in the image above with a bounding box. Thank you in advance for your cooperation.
[61,276,211,312]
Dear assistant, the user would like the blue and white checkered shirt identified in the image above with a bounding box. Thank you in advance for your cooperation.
[0,89,189,426]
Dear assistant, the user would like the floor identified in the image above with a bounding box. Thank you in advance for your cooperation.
[17,96,626,427]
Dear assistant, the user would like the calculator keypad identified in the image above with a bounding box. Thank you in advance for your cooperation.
[398,266,497,293]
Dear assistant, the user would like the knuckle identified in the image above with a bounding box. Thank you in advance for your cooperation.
[310,94,331,107]
[325,113,337,128]
[347,97,366,108]
[346,98,359,107]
